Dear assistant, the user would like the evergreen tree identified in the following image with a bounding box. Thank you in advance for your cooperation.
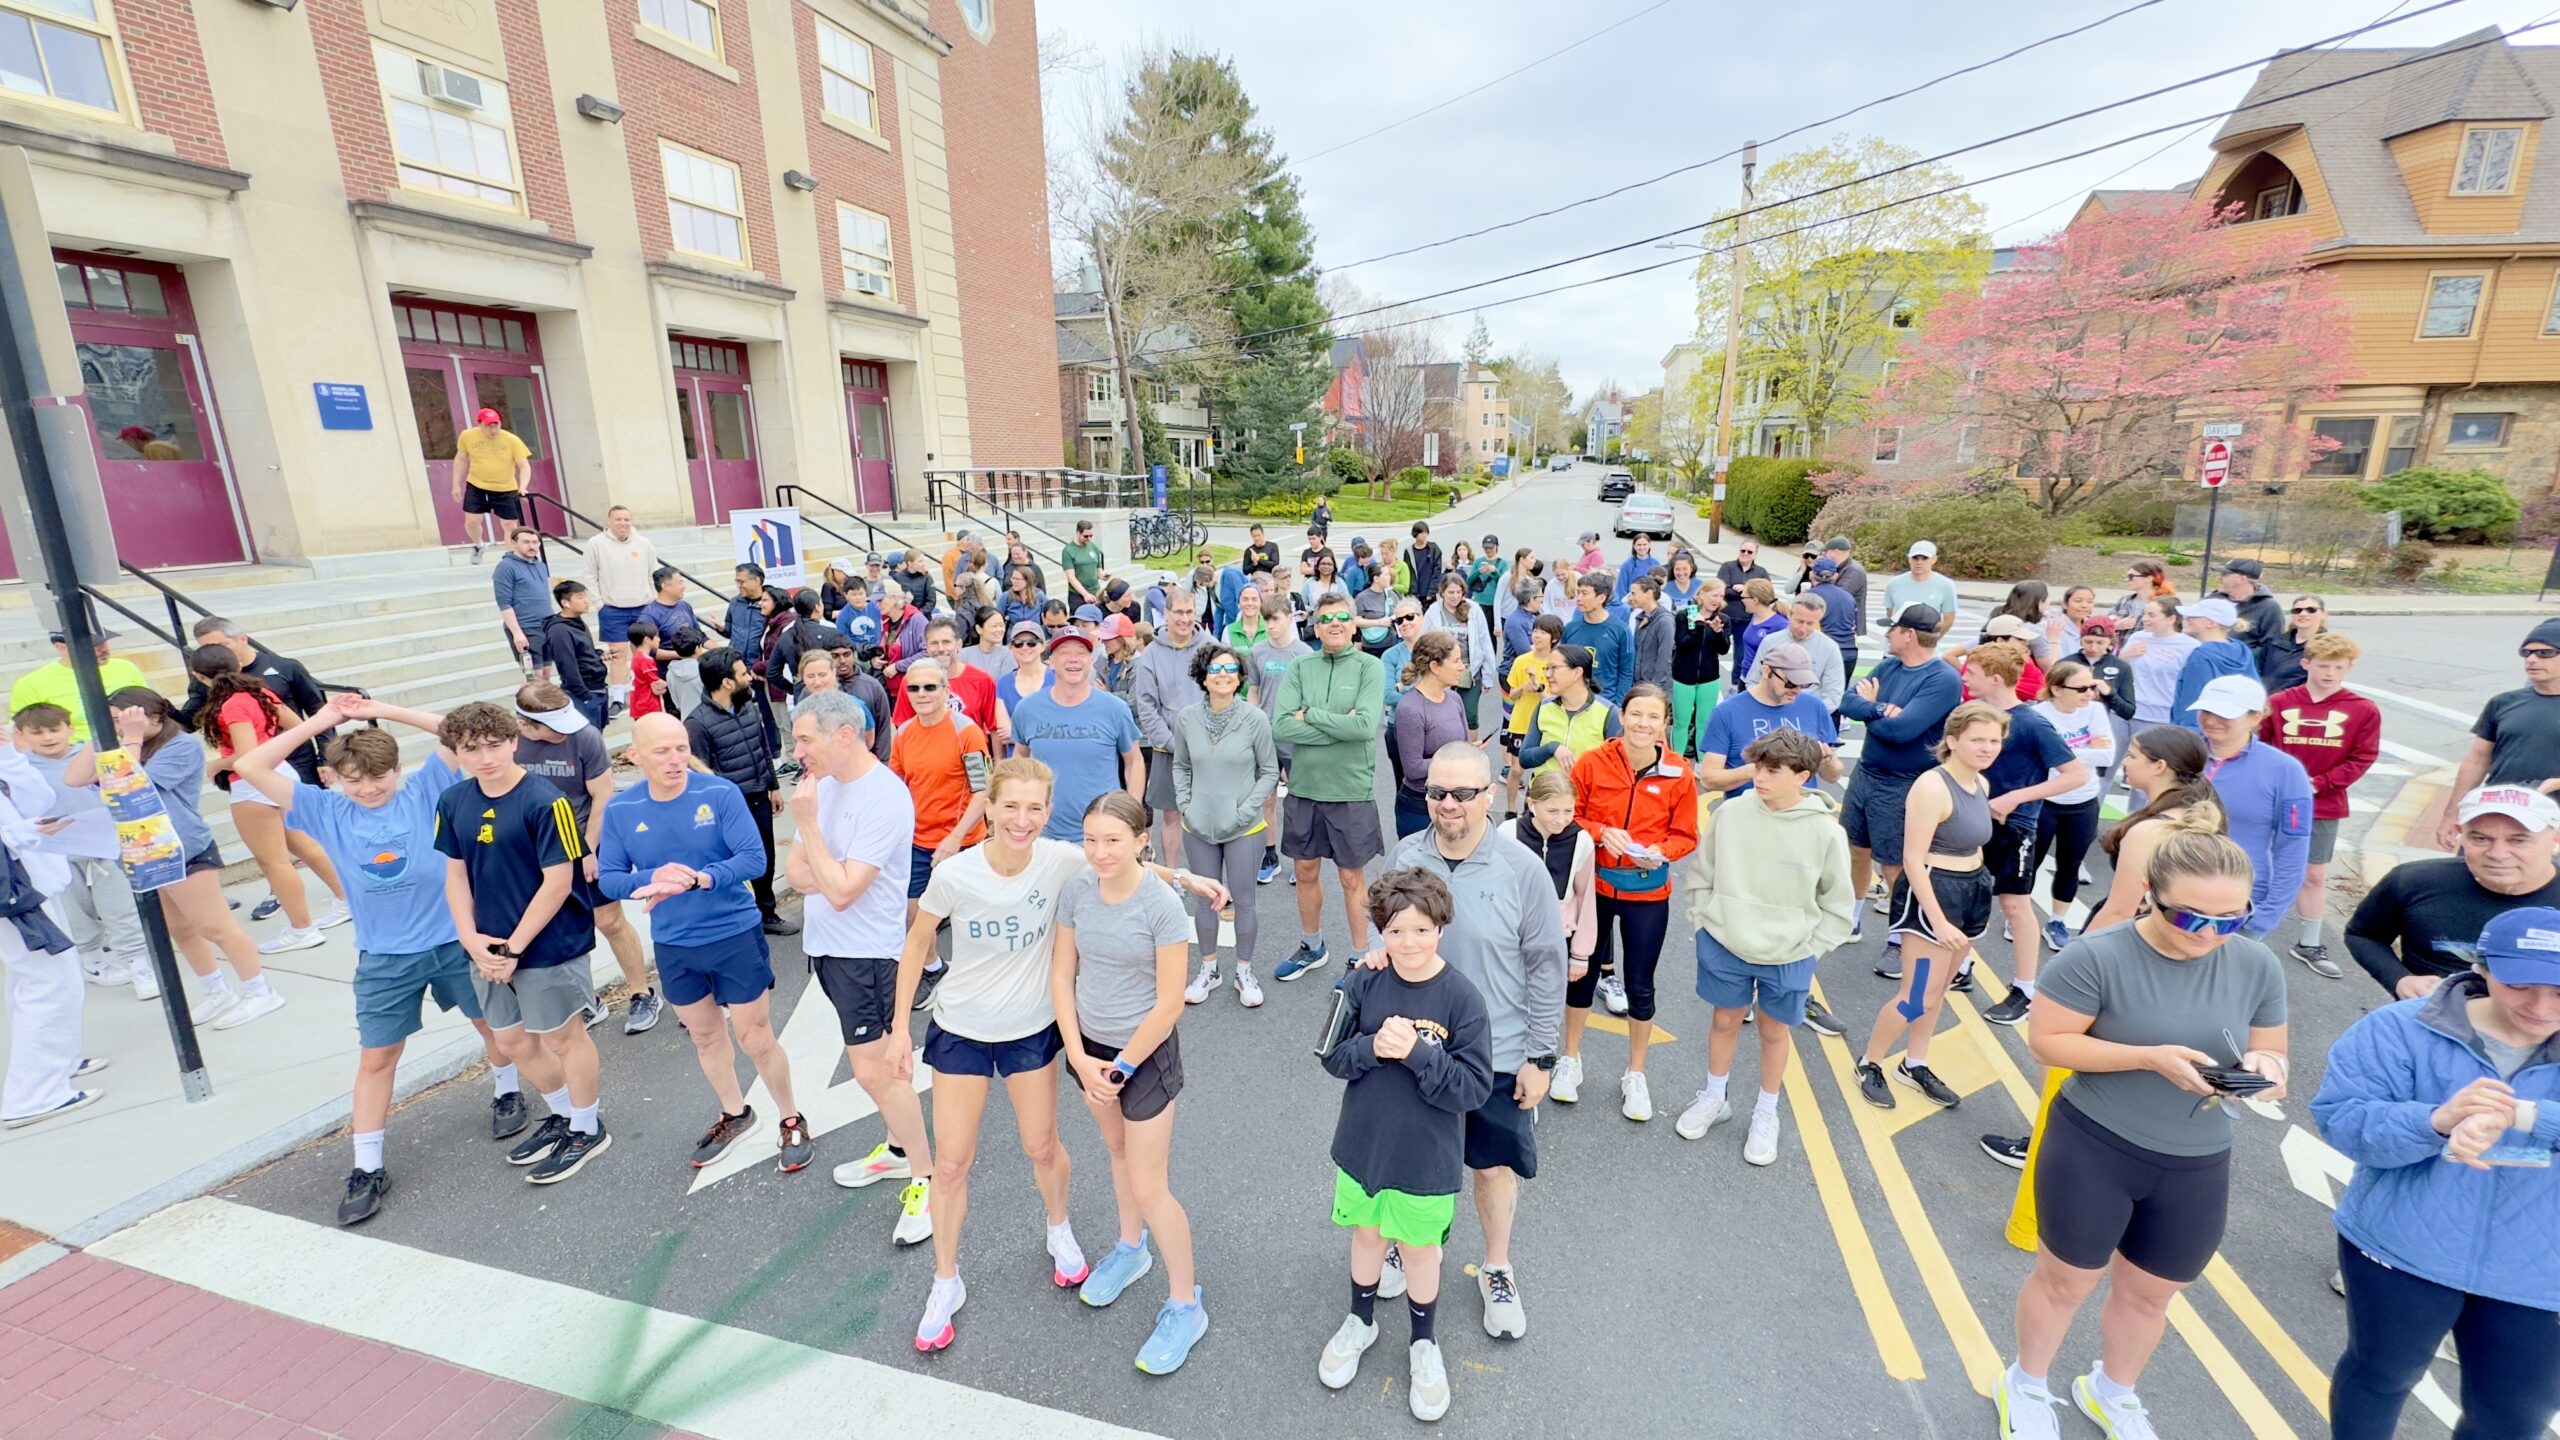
[1217,353,1329,494]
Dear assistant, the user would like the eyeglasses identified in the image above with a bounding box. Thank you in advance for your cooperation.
[2157,904,2250,937]
[1424,784,1490,803]
[907,682,943,693]
[2061,683,2099,694]
[1315,611,1354,625]
[2525,646,2560,661]
[1205,663,1241,675]
[2290,607,2322,616]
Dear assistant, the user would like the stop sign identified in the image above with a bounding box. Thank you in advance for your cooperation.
[2199,439,2232,489]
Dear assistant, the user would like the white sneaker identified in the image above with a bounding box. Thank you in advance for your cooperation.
[1375,1243,1407,1299]
[1477,1264,1525,1339]
[2072,1373,2159,1440]
[256,927,325,955]
[833,1140,911,1188]
[130,962,160,1002]
[891,1179,933,1247]
[1674,1090,1730,1140]
[314,899,352,929]
[1620,1071,1653,1122]
[1183,960,1220,1005]
[1743,1107,1782,1166]
[1997,1372,2063,1439]
[1235,963,1264,1008]
[1408,1339,1451,1421]
[1317,1314,1378,1389]
[1550,1054,1582,1105]
[213,989,286,1030]
[189,990,238,1027]
[915,1274,964,1351]
[1598,973,1630,1016]
[79,953,120,987]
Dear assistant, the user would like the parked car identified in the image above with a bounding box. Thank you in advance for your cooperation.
[1548,455,1573,472]
[1598,469,1637,502]
[1613,491,1676,540]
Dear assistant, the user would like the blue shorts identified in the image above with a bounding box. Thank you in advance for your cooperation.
[1693,928,1815,1027]
[353,941,483,1049]
[1841,767,1915,866]
[922,1019,1063,1078]
[908,844,935,900]
[598,604,645,644]
[655,926,774,1008]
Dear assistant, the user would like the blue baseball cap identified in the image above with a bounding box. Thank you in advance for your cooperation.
[2476,906,2560,987]
[1073,605,1104,624]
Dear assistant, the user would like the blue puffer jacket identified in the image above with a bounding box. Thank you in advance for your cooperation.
[2312,972,2560,1313]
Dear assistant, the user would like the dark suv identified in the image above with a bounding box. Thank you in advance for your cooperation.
[1597,470,1637,502]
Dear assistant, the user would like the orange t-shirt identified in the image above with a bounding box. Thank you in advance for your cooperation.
[891,714,992,850]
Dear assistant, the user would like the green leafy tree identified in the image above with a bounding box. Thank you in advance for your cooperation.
[1488,354,1570,456]
[1218,353,1331,493]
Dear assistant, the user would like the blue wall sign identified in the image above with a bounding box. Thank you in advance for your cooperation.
[313,383,372,431]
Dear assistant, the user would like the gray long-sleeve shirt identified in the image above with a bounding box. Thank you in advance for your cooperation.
[1630,606,1675,689]
[1389,825,1567,1073]
[1132,632,1205,752]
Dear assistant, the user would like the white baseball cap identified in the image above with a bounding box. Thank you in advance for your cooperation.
[1908,540,1938,559]
[2187,596,2241,627]
[2191,674,2269,718]
[2457,784,2560,833]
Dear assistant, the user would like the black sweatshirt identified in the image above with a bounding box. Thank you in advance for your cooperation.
[1321,961,1495,1197]
[2087,654,2137,722]
[2344,856,2560,994]
[539,613,607,703]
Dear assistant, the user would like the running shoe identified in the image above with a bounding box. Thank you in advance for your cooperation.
[336,1167,390,1226]
[506,1114,569,1166]
[213,990,286,1030]
[761,911,802,937]
[314,899,352,929]
[1048,1226,1090,1287]
[1674,1091,1731,1140]
[1257,850,1281,885]
[1274,941,1329,981]
[776,1114,815,1173]
[2002,921,2013,943]
[624,988,664,1035]
[2072,1372,2161,1440]
[1849,910,1864,941]
[1478,1264,1525,1339]
[1948,964,1976,994]
[1997,1371,2063,1440]
[489,1091,529,1141]
[910,963,945,1013]
[1376,1244,1408,1300]
[69,1057,107,1080]
[834,1140,910,1188]
[1802,998,1844,1037]
[1894,1060,1960,1109]
[251,895,282,922]
[1981,1134,2030,1170]
[581,997,609,1030]
[1136,1290,1208,1375]
[130,962,160,1002]
[893,1180,934,1246]
[1549,1054,1582,1104]
[526,1123,610,1184]
[916,1275,965,1352]
[1983,990,2032,1027]
[1317,1314,1379,1389]
[81,956,121,988]
[256,927,324,955]
[1873,945,1904,981]
[2292,942,2343,980]
[691,1107,757,1168]
[1408,1339,1451,1422]
[1598,973,1630,1016]
[1854,1060,1896,1109]
[1235,964,1264,1009]
[1743,1108,1782,1166]
[1619,1070,1652,1122]
[0,1090,99,1129]
[1079,1235,1153,1308]
[2042,919,2072,953]
[1867,878,1889,915]
[1183,961,1221,1005]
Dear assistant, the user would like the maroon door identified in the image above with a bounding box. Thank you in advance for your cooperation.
[56,252,247,572]
[843,360,894,512]
[394,298,563,545]
[672,338,760,524]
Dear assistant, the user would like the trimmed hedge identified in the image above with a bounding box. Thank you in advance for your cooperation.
[1721,458,1828,547]
[1811,489,2057,579]
[2356,467,2519,542]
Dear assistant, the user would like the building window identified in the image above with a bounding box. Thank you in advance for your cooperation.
[836,203,892,298]
[2419,274,2486,339]
[2544,273,2560,337]
[662,142,746,264]
[1891,308,1913,329]
[1872,427,1901,465]
[815,18,877,132]
[2447,413,2513,449]
[0,0,124,116]
[957,0,992,38]
[1876,359,1896,389]
[2454,126,2523,195]
[640,0,718,55]
[1955,424,1978,464]
[376,46,521,211]
[2308,417,2376,477]
[2383,416,2420,474]
[1087,369,1114,405]
[2252,183,2297,221]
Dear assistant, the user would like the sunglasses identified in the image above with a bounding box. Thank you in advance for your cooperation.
[2061,683,2099,694]
[1316,612,1354,625]
[2158,904,2250,937]
[2290,607,2322,616]
[2525,647,2560,660]
[1010,638,1040,648]
[1205,663,1241,675]
[1769,674,1804,691]
[907,682,943,693]
[1424,784,1490,803]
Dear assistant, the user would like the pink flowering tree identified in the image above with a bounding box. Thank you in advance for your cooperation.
[1874,199,2357,516]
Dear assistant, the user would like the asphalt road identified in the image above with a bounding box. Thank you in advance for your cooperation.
[217,467,2544,1439]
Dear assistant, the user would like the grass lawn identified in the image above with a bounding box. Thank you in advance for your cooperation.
[1325,494,1452,524]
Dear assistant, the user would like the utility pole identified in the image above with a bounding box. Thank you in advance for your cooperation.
[1707,141,1756,546]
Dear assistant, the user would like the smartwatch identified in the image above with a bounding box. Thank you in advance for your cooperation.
[2518,1099,2543,1135]
[1527,1053,1558,1072]
[1110,1056,1140,1082]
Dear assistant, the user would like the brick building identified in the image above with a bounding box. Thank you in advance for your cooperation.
[0,0,1058,575]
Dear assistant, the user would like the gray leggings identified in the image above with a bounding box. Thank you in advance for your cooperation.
[1182,830,1262,965]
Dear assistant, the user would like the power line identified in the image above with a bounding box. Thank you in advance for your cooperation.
[1293,0,1677,165]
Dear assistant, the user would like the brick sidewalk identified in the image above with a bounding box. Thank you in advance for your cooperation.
[0,1248,703,1440]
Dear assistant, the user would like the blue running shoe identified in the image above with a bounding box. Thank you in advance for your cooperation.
[1256,850,1281,885]
[1273,941,1329,982]
[1080,1235,1153,1308]
[2042,919,2072,953]
[1136,1289,1208,1375]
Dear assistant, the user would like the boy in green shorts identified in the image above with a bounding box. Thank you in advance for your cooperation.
[1316,869,1494,1422]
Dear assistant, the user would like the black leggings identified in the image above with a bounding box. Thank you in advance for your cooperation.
[2029,796,2103,909]
[742,789,780,918]
[2331,1235,2560,1440]
[1575,894,1671,1022]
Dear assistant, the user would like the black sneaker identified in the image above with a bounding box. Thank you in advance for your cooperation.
[762,911,802,937]
[506,1114,571,1167]
[911,964,945,1013]
[1982,990,2031,1027]
[1894,1060,1960,1109]
[777,1114,815,1173]
[1802,998,1844,1038]
[1948,966,1976,994]
[691,1107,757,1169]
[489,1091,529,1141]
[2292,942,2343,980]
[251,895,282,922]
[1854,1060,1896,1109]
[527,1123,610,1184]
[1979,1134,2029,1170]
[336,1167,390,1226]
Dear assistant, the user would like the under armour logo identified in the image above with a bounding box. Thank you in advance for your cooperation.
[2279,708,2348,741]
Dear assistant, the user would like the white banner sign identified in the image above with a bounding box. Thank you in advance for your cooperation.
[731,507,807,589]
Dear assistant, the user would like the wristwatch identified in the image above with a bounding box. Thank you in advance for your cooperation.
[1110,1056,1140,1082]
[694,870,713,890]
[1527,1053,1558,1072]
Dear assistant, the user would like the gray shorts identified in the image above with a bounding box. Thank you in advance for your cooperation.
[472,961,597,1035]
[1283,794,1383,869]
[2309,817,2340,865]
[1145,748,1179,811]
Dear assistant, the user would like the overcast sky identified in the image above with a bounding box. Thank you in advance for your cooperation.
[1035,0,2555,401]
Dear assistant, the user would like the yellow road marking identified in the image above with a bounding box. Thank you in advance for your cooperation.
[1581,1014,1675,1042]
[2168,1296,2301,1439]
[2204,1257,2333,1420]
[1782,1009,1927,1381]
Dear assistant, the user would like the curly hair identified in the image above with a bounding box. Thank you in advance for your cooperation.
[188,645,285,754]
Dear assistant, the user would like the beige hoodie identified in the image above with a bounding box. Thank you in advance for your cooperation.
[1683,787,1856,965]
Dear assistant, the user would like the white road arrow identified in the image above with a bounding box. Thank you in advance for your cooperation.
[2281,1123,2356,1211]
[689,985,931,1194]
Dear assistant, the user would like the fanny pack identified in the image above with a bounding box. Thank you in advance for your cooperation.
[1595,858,1670,895]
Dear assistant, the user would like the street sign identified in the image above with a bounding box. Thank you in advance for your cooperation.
[2201,422,2246,439]
[2199,439,2232,489]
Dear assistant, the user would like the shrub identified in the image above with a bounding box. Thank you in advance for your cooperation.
[1721,458,1829,546]
[1821,490,2057,579]
[2083,479,2182,537]
[1246,493,1319,520]
[1389,465,1434,496]
[2356,467,2520,542]
[1324,448,1369,486]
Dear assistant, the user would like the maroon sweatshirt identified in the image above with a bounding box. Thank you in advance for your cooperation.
[2259,684,2381,821]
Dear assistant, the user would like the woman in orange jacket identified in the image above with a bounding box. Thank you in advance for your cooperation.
[1563,682,1700,1123]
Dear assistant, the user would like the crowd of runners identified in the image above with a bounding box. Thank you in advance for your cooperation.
[1,506,2555,1436]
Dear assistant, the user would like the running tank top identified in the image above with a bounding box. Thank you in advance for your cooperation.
[1929,767,1994,856]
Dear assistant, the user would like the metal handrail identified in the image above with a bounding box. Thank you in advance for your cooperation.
[924,472,1097,557]
[772,484,927,560]
[87,568,366,696]
[521,492,730,602]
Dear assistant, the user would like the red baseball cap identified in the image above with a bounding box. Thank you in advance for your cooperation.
[474,408,503,425]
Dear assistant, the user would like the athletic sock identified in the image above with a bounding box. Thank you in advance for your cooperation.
[2090,1363,2136,1403]
[1302,931,1323,950]
[197,972,231,1000]
[1703,1071,1729,1107]
[886,1144,906,1158]
[352,1130,385,1173]
[1407,1297,1437,1343]
[922,960,946,975]
[570,1102,600,1135]
[2006,1361,2049,1396]
[1351,1281,1378,1325]
[542,1086,572,1119]
[239,974,274,1000]
[2298,916,2324,944]
[2013,978,2036,999]
[1754,1087,1781,1118]
[609,683,630,705]
[491,1064,521,1098]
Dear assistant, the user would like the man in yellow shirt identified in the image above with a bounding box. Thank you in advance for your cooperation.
[10,629,149,741]
[450,407,532,561]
